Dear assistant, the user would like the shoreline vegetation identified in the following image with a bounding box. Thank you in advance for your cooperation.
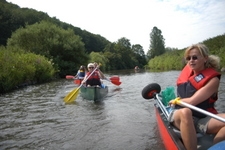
[147,34,225,72]
[1,32,224,95]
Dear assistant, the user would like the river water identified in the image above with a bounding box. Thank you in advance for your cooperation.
[0,70,225,150]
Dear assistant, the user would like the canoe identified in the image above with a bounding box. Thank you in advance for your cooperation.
[73,79,83,85]
[80,85,108,102]
[142,83,225,150]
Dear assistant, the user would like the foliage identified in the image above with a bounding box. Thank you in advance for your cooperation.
[0,0,110,55]
[203,34,225,54]
[7,21,88,77]
[0,47,55,93]
[0,0,50,45]
[216,46,225,68]
[147,34,225,71]
[89,52,108,71]
[114,38,134,69]
[81,30,111,54]
[148,50,184,70]
[102,37,147,70]
[147,26,165,60]
[131,44,147,68]
[203,33,225,68]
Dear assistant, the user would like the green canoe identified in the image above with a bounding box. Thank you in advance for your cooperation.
[80,85,108,102]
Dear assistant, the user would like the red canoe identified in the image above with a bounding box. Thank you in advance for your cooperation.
[142,83,225,150]
[73,79,83,85]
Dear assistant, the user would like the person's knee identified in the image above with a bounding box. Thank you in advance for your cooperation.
[180,108,193,124]
[180,108,192,117]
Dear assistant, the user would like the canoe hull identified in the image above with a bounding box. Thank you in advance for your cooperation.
[73,79,83,85]
[155,105,185,150]
[80,86,108,102]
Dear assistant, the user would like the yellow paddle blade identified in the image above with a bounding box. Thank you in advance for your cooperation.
[64,88,80,103]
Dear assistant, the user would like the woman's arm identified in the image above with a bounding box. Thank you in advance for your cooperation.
[97,69,106,79]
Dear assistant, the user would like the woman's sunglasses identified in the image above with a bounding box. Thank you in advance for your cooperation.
[88,67,94,69]
[186,55,198,61]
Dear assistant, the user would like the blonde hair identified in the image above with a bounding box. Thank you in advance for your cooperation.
[184,43,220,70]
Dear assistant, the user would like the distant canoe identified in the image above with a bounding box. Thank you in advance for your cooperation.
[80,86,108,102]
[134,66,139,70]
[73,79,83,85]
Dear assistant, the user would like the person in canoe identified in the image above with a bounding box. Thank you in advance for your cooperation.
[168,43,225,150]
[93,62,108,87]
[74,65,86,79]
[82,63,105,87]
[134,66,139,70]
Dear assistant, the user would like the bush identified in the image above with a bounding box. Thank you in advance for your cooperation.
[0,47,56,93]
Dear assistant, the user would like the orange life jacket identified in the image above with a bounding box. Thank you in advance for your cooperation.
[176,65,221,118]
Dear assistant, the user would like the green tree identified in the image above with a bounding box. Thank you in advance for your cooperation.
[147,26,165,60]
[114,37,135,69]
[131,44,147,68]
[103,42,122,70]
[0,46,55,93]
[7,21,88,77]
[0,0,50,46]
[89,52,108,71]
[81,30,110,54]
[103,37,144,70]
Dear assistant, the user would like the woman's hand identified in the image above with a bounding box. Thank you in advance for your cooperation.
[168,99,175,106]
[169,97,181,106]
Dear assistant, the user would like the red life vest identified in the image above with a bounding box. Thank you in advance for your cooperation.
[86,71,101,86]
[176,64,221,118]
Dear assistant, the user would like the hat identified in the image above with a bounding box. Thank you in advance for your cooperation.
[87,63,94,68]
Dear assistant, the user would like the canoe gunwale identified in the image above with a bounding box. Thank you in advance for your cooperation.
[154,97,186,150]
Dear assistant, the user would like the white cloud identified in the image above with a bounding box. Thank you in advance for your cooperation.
[6,0,225,53]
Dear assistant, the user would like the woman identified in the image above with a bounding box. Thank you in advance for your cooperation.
[82,63,104,87]
[169,43,225,150]
[75,65,86,79]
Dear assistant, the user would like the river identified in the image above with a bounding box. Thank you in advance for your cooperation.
[0,70,225,150]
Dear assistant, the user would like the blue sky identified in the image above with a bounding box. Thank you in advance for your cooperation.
[7,0,225,53]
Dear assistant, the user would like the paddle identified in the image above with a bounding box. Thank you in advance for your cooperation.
[97,69,121,86]
[105,77,122,86]
[109,76,120,81]
[64,65,99,103]
[172,97,225,123]
[66,75,82,85]
[109,77,121,86]
[66,75,76,79]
